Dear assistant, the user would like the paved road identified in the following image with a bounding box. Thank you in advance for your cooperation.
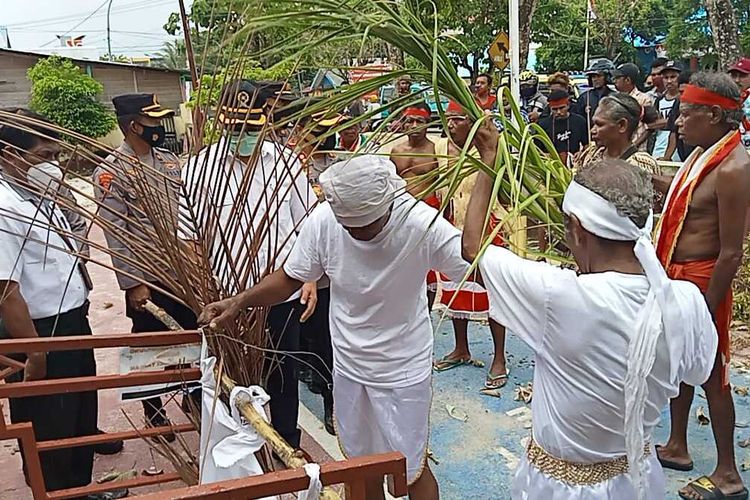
[300,312,750,499]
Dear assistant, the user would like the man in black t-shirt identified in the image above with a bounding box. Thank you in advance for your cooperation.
[664,70,696,161]
[539,90,589,166]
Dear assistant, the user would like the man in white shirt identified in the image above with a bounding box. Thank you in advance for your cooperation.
[463,121,718,499]
[199,155,470,500]
[180,80,318,449]
[0,110,101,494]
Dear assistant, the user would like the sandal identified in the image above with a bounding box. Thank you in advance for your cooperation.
[433,356,471,372]
[485,369,510,389]
[679,476,749,499]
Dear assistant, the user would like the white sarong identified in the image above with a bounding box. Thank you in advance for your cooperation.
[512,445,665,500]
[333,372,431,484]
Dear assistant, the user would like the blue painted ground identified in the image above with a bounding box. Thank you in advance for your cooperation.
[300,313,750,499]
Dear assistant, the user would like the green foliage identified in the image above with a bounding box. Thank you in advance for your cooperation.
[99,54,131,63]
[27,56,116,140]
[663,0,750,67]
[150,39,187,70]
[733,245,750,326]
[438,0,507,78]
[533,0,665,72]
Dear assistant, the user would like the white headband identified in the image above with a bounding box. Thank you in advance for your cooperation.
[563,180,681,500]
[319,155,407,228]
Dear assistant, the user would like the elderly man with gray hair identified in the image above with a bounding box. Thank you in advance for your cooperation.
[463,119,718,499]
[652,71,750,500]
[199,155,472,500]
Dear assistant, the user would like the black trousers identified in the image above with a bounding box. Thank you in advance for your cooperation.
[265,301,302,448]
[7,303,97,492]
[126,284,198,420]
[299,287,333,391]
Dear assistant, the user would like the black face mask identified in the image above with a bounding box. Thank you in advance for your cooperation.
[134,123,166,148]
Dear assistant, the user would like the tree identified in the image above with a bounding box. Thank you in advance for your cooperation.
[704,0,742,69]
[27,56,116,140]
[151,39,187,70]
[519,0,539,70]
[99,54,131,63]
[439,0,507,79]
[532,0,665,72]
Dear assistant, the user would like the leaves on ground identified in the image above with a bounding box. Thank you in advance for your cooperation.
[696,406,710,426]
[446,404,469,422]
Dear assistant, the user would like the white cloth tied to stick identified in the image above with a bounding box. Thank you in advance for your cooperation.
[199,344,322,499]
[199,355,274,495]
[562,181,682,500]
[299,463,322,500]
[319,155,406,227]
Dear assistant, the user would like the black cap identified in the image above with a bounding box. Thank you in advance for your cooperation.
[217,80,269,127]
[613,63,640,82]
[112,93,174,118]
[548,89,570,103]
[660,60,683,74]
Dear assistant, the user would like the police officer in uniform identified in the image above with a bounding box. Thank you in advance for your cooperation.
[181,81,318,449]
[93,94,198,436]
[0,109,125,497]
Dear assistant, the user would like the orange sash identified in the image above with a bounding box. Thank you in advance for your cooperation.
[655,131,740,266]
[655,130,740,386]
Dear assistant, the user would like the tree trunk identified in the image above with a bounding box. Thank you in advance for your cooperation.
[387,44,404,67]
[472,52,480,81]
[518,0,538,70]
[704,0,741,70]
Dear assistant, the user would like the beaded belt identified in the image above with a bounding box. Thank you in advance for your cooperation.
[526,438,650,486]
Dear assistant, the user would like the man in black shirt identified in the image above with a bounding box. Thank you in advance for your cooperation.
[664,70,696,161]
[539,90,589,166]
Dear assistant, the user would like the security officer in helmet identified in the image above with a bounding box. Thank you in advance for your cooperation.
[575,59,615,124]
[93,94,198,437]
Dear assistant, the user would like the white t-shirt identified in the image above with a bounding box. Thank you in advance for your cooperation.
[0,178,88,318]
[180,139,316,297]
[479,246,717,462]
[652,96,678,159]
[284,194,469,388]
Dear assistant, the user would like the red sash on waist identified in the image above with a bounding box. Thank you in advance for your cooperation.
[667,260,732,386]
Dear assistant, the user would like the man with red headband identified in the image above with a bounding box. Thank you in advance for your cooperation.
[654,72,750,500]
[390,101,442,305]
[539,90,589,166]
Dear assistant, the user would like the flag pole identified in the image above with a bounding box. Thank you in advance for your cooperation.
[509,0,520,102]
[583,0,591,70]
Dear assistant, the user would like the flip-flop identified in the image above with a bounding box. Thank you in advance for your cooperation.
[678,476,749,499]
[485,368,510,389]
[656,444,694,471]
[433,356,471,372]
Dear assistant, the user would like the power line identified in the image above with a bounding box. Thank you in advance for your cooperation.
[6,0,174,29]
[39,0,112,48]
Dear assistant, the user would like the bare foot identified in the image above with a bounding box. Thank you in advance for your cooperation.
[679,472,746,499]
[656,443,693,470]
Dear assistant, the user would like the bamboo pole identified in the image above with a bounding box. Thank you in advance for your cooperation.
[143,300,341,500]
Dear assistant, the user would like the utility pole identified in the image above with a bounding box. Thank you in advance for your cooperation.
[509,0,520,102]
[583,0,591,70]
[106,0,114,60]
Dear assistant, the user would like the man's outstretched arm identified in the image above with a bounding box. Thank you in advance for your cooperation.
[462,121,499,263]
[198,269,303,329]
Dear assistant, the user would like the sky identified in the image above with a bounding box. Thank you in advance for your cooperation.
[1,0,190,57]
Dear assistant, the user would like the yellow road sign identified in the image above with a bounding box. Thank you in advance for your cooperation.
[489,32,510,70]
